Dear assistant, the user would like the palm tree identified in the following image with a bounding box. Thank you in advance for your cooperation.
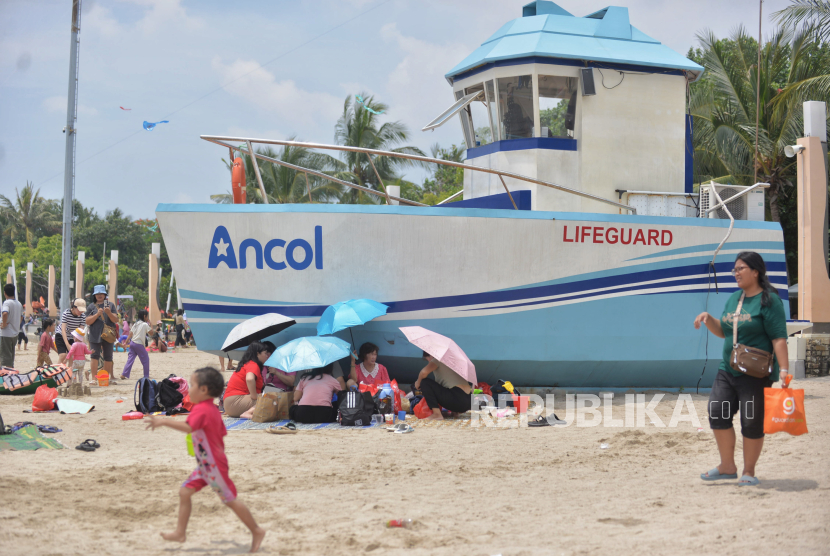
[212,139,343,204]
[775,0,830,42]
[334,93,429,204]
[772,1,830,111]
[0,182,61,247]
[690,25,828,223]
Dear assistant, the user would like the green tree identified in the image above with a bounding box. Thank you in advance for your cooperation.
[689,25,830,283]
[334,93,428,204]
[0,182,61,248]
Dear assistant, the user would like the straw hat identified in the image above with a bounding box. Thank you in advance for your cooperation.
[72,328,85,342]
[72,298,87,312]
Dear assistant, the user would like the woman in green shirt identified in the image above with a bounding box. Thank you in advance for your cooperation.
[693,252,790,486]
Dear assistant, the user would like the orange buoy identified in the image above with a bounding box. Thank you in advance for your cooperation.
[232,157,247,204]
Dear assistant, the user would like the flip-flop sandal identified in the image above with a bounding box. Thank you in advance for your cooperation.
[37,425,62,434]
[386,424,407,432]
[265,426,297,435]
[394,425,414,434]
[700,468,738,481]
[528,415,551,427]
[737,475,760,486]
[76,439,98,451]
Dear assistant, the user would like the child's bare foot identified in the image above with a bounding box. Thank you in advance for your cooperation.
[250,527,266,553]
[161,531,186,543]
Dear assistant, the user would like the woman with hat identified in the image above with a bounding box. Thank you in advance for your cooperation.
[57,298,87,364]
[85,285,119,384]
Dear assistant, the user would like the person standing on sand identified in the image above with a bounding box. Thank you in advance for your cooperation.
[694,251,790,487]
[0,284,23,368]
[56,298,86,364]
[147,367,265,553]
[119,310,152,380]
[85,285,119,384]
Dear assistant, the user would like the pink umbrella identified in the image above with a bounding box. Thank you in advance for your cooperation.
[399,326,477,385]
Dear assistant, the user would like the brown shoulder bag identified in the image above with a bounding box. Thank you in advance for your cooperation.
[729,293,773,379]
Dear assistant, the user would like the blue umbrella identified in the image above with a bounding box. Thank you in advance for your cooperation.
[316,300,388,349]
[264,336,351,373]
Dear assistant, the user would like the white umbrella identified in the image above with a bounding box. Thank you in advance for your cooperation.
[221,313,296,352]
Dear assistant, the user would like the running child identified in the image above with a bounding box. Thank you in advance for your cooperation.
[37,318,58,367]
[146,367,265,553]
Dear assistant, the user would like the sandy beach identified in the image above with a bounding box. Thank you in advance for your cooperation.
[0,347,828,556]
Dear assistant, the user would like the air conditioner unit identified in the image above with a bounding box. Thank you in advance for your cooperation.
[698,183,765,221]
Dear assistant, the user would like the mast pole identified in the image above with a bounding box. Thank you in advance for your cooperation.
[754,0,762,184]
[60,0,82,313]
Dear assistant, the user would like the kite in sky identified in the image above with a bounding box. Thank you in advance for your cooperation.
[355,95,384,115]
[143,120,169,131]
[119,106,131,110]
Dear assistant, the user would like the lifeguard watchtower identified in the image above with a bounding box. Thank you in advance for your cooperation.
[424,1,704,213]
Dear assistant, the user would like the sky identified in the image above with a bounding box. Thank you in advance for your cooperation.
[0,0,793,219]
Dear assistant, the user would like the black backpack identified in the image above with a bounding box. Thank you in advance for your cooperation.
[339,390,375,427]
[155,377,184,412]
[135,378,158,414]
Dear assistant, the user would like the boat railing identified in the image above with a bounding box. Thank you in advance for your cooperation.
[200,135,637,214]
[705,181,770,267]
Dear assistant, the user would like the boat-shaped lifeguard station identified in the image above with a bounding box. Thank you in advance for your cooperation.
[155,1,816,387]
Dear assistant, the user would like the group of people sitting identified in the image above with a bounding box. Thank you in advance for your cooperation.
[221,340,472,423]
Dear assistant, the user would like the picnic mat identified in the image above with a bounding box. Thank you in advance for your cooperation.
[0,425,64,451]
[223,414,522,431]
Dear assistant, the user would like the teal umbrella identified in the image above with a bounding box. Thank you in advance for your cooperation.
[264,336,351,373]
[316,299,388,349]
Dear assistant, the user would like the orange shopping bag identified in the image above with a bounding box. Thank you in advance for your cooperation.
[764,378,808,436]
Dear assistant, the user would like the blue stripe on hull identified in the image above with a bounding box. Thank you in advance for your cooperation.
[185,291,783,387]
[183,259,788,318]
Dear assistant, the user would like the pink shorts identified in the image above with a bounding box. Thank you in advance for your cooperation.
[182,465,237,503]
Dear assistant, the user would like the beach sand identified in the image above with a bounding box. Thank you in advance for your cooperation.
[0,347,828,555]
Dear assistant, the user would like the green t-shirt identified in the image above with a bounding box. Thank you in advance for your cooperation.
[719,289,788,381]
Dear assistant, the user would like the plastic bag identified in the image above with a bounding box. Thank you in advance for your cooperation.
[390,380,403,413]
[764,386,808,436]
[414,398,433,419]
[358,383,379,396]
[32,384,58,412]
[181,394,193,412]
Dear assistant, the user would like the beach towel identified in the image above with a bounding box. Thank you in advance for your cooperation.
[0,425,63,451]
[56,399,95,414]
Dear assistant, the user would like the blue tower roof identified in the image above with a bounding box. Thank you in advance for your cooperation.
[446,1,703,82]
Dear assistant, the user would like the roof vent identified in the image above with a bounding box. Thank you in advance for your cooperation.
[592,6,632,40]
[522,1,573,18]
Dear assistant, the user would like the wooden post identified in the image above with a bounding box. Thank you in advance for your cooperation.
[108,250,118,302]
[796,135,830,325]
[48,265,57,317]
[148,243,162,324]
[75,251,85,300]
[24,263,33,318]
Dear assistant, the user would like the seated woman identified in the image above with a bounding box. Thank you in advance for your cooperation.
[414,351,472,420]
[222,341,274,418]
[347,342,390,388]
[258,341,293,391]
[289,363,341,424]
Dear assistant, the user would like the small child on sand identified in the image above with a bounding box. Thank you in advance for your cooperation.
[146,367,265,553]
[65,328,94,384]
[37,318,58,367]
